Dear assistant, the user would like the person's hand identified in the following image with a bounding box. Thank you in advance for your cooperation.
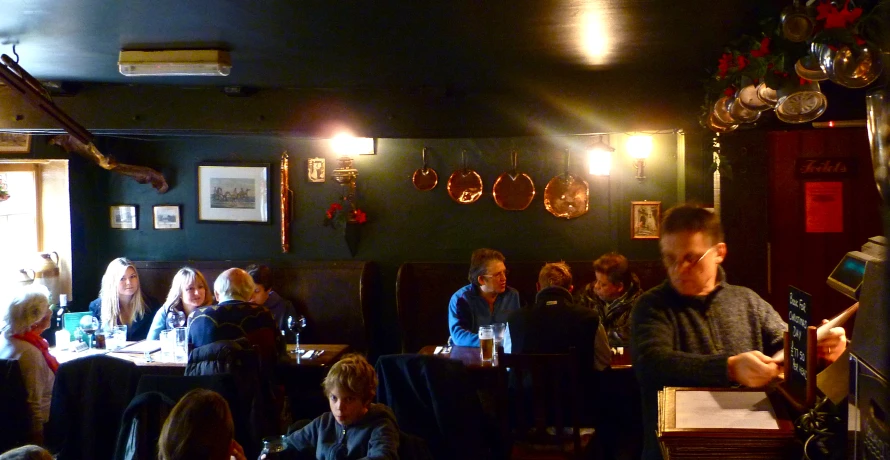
[230,440,246,460]
[817,319,847,363]
[728,351,781,387]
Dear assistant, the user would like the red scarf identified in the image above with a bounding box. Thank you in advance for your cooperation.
[13,331,59,374]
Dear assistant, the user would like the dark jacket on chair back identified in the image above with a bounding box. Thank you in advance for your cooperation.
[46,355,141,460]
[112,391,176,460]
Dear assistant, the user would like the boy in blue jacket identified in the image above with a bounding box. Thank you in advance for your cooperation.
[285,354,399,459]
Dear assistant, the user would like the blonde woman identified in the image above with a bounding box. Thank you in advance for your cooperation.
[88,257,159,341]
[147,267,214,340]
[0,285,57,444]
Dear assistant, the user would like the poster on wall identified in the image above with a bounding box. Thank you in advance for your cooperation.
[804,181,843,233]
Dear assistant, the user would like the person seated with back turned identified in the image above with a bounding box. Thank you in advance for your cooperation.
[157,388,247,460]
[89,257,160,341]
[246,264,297,333]
[631,204,848,460]
[575,252,643,347]
[0,445,53,460]
[147,267,214,340]
[506,261,611,371]
[448,248,521,347]
[187,268,279,361]
[0,285,57,445]
[285,353,399,459]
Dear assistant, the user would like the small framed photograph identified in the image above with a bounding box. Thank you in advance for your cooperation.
[631,201,661,240]
[153,205,181,230]
[110,205,138,230]
[197,163,270,223]
[0,133,31,153]
[308,158,325,183]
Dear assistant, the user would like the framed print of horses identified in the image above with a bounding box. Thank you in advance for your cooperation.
[197,163,270,223]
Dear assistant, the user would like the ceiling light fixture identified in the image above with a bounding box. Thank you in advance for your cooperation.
[118,49,231,77]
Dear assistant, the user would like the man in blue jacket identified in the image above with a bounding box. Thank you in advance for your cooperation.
[448,248,521,347]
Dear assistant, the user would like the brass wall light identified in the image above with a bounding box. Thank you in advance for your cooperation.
[330,135,372,220]
[627,135,653,181]
[587,134,614,176]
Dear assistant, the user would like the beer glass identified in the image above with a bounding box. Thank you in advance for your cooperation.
[479,325,494,362]
[491,322,506,357]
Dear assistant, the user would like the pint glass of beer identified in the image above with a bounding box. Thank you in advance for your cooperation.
[479,325,495,362]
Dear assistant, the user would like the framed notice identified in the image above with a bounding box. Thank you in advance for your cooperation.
[805,181,843,233]
[307,158,325,183]
[0,133,31,153]
[197,163,270,223]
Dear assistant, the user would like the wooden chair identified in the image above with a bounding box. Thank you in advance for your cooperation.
[499,349,590,460]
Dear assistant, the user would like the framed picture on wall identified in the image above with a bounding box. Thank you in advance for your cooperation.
[308,158,325,182]
[110,205,138,230]
[0,133,31,153]
[197,163,270,223]
[631,201,661,240]
[153,205,181,230]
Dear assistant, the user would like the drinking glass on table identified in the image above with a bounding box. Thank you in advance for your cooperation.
[173,327,188,363]
[79,316,99,348]
[160,330,175,361]
[479,325,495,362]
[111,325,128,350]
[491,322,506,357]
[287,315,307,354]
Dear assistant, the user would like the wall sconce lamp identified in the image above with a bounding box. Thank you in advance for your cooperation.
[587,135,614,176]
[330,135,374,220]
[627,135,653,180]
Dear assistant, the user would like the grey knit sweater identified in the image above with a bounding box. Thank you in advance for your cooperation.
[630,271,786,460]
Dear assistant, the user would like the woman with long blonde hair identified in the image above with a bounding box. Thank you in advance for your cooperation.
[88,257,159,341]
[147,267,213,340]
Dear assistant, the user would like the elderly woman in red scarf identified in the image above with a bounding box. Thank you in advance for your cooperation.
[0,285,58,444]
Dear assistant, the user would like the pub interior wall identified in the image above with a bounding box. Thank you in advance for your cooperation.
[31,132,681,355]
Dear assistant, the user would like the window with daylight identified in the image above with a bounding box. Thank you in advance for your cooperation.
[0,161,73,303]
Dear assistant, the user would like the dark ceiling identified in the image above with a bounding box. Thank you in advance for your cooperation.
[6,0,853,136]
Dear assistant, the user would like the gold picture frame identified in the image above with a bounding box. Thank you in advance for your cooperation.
[308,158,325,182]
[110,205,138,230]
[0,133,31,153]
[631,201,661,240]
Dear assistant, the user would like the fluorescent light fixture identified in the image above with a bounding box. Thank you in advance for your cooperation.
[118,50,231,76]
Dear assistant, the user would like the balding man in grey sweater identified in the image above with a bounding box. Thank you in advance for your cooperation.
[631,205,848,460]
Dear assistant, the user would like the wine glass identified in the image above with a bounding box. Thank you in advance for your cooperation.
[166,309,186,329]
[287,315,307,354]
[79,316,99,348]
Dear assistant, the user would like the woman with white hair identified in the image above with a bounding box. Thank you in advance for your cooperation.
[0,285,57,444]
[147,267,214,340]
[88,257,159,341]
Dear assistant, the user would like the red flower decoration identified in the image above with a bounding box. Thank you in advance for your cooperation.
[330,202,343,211]
[353,209,367,224]
[750,37,771,58]
[816,0,862,29]
[736,55,748,71]
[723,87,736,97]
[717,53,733,77]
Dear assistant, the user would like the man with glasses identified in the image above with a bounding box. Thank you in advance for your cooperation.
[448,248,521,347]
[631,204,848,460]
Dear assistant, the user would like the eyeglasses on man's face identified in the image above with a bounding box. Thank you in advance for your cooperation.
[482,269,509,280]
[662,246,717,270]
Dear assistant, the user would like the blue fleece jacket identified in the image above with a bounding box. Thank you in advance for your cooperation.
[448,284,521,347]
[285,403,399,460]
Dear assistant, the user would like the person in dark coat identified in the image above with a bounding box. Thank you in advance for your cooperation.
[575,252,642,347]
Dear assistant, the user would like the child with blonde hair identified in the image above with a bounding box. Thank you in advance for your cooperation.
[285,354,399,459]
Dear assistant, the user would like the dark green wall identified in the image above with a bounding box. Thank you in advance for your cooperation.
[51,132,680,355]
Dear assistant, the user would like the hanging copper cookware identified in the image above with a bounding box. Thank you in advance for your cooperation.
[543,150,589,219]
[492,151,535,210]
[412,147,438,191]
[447,150,484,204]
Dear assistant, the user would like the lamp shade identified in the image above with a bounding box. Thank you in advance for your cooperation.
[627,135,653,159]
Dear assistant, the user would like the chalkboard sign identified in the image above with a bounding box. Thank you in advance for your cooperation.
[787,286,812,400]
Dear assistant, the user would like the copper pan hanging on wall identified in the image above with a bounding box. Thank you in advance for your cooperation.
[543,149,589,219]
[492,150,535,210]
[412,147,438,191]
[447,150,483,204]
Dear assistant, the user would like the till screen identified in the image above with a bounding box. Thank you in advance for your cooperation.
[830,255,867,291]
